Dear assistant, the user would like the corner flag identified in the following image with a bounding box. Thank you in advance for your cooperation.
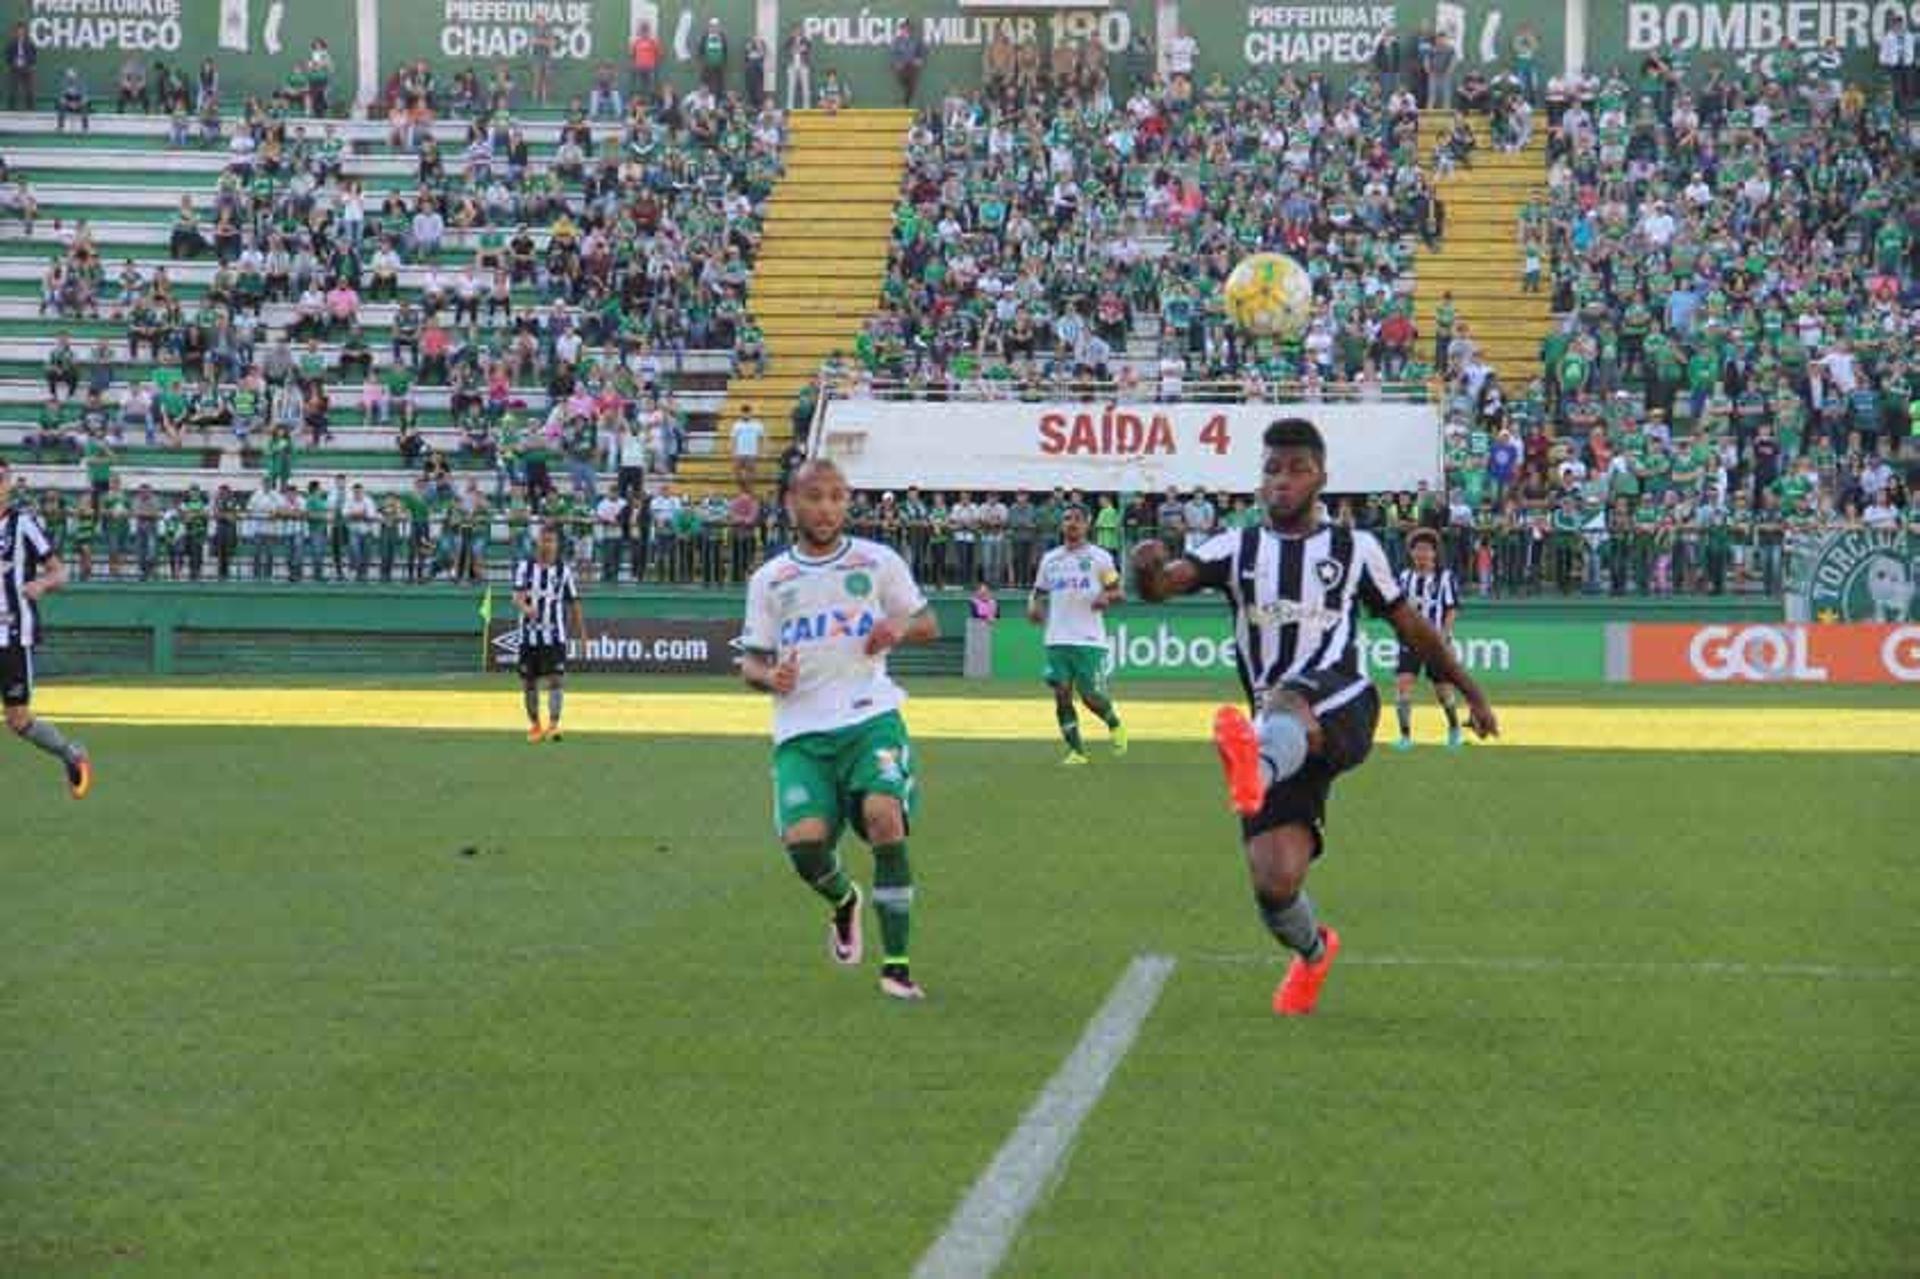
[479,583,494,671]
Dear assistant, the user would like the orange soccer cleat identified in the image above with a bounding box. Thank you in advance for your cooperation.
[1273,926,1341,1016]
[66,748,92,800]
[1212,705,1265,817]
[526,724,545,743]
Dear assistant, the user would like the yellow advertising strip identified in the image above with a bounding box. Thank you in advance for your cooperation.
[34,688,1920,755]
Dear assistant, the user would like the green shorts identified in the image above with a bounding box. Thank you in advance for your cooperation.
[771,710,916,845]
[1044,644,1109,698]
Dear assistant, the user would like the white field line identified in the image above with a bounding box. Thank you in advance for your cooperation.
[911,954,1177,1279]
[1188,952,1917,982]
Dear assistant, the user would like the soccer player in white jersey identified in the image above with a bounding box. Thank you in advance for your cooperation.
[1132,419,1498,1015]
[1393,529,1464,750]
[740,460,939,1000]
[1028,503,1127,765]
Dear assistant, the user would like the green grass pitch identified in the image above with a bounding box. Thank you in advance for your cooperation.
[1,681,1916,1277]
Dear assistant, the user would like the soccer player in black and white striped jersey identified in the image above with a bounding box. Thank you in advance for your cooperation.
[512,522,585,743]
[0,458,92,797]
[1133,419,1496,1015]
[1393,529,1464,751]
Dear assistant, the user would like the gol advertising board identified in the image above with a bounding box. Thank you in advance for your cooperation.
[1188,1,1564,81]
[1589,1,1920,79]
[990,610,1605,684]
[488,617,740,674]
[1627,623,1920,685]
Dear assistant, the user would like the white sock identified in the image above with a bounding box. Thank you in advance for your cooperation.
[1255,711,1309,787]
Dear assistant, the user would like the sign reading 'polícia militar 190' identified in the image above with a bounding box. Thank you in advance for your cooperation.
[1803,529,1918,624]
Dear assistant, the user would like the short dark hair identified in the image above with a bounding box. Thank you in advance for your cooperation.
[1409,528,1441,552]
[1263,417,1325,460]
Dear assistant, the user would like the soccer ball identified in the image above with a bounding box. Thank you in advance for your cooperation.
[1222,253,1315,340]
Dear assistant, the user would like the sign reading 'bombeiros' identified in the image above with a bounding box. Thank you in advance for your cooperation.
[440,0,594,61]
[1242,4,1393,66]
[29,0,183,51]
[1620,1,1920,71]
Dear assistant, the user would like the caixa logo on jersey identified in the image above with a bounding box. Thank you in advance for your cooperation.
[1803,530,1918,623]
[779,609,877,647]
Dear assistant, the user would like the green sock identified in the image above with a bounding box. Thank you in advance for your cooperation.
[1058,712,1084,752]
[787,840,853,906]
[872,842,913,964]
[1084,695,1120,730]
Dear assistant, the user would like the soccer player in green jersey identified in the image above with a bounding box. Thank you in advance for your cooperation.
[1027,503,1127,765]
[740,460,939,1001]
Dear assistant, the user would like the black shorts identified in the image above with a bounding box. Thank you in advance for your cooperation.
[1395,645,1446,681]
[1,645,33,708]
[1241,671,1381,851]
[517,642,566,682]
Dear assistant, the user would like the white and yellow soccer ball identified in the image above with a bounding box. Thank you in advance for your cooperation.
[1222,253,1315,340]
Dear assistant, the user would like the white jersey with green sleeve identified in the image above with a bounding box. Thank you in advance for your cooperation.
[1034,542,1117,648]
[741,537,929,744]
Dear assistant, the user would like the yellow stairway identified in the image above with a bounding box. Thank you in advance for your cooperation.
[677,108,913,496]
[1412,110,1550,389]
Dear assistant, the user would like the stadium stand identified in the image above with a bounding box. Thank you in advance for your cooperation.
[1,27,1915,595]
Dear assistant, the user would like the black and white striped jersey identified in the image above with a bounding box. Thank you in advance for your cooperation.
[1397,568,1459,631]
[0,508,53,648]
[513,558,578,648]
[1186,523,1403,708]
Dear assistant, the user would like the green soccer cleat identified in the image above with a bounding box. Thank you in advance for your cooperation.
[1062,750,1091,766]
[1111,724,1129,757]
[1392,736,1414,753]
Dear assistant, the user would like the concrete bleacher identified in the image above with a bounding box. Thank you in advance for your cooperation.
[0,105,764,503]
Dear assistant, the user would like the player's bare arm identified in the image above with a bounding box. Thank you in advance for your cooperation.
[22,552,67,601]
[1386,600,1498,737]
[740,648,798,696]
[866,605,937,656]
[512,589,535,619]
[1026,587,1047,625]
[569,596,586,645]
[1130,539,1201,602]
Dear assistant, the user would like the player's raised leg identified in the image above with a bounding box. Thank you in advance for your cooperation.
[1231,686,1355,1015]
[860,789,922,1000]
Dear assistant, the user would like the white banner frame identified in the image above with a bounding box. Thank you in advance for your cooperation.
[815,399,1443,494]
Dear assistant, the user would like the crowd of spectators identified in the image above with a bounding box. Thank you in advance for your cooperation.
[14,40,786,532]
[856,59,1448,399]
[1419,51,1920,595]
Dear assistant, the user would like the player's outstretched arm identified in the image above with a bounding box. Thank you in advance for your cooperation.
[1385,600,1499,738]
[1129,539,1201,602]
